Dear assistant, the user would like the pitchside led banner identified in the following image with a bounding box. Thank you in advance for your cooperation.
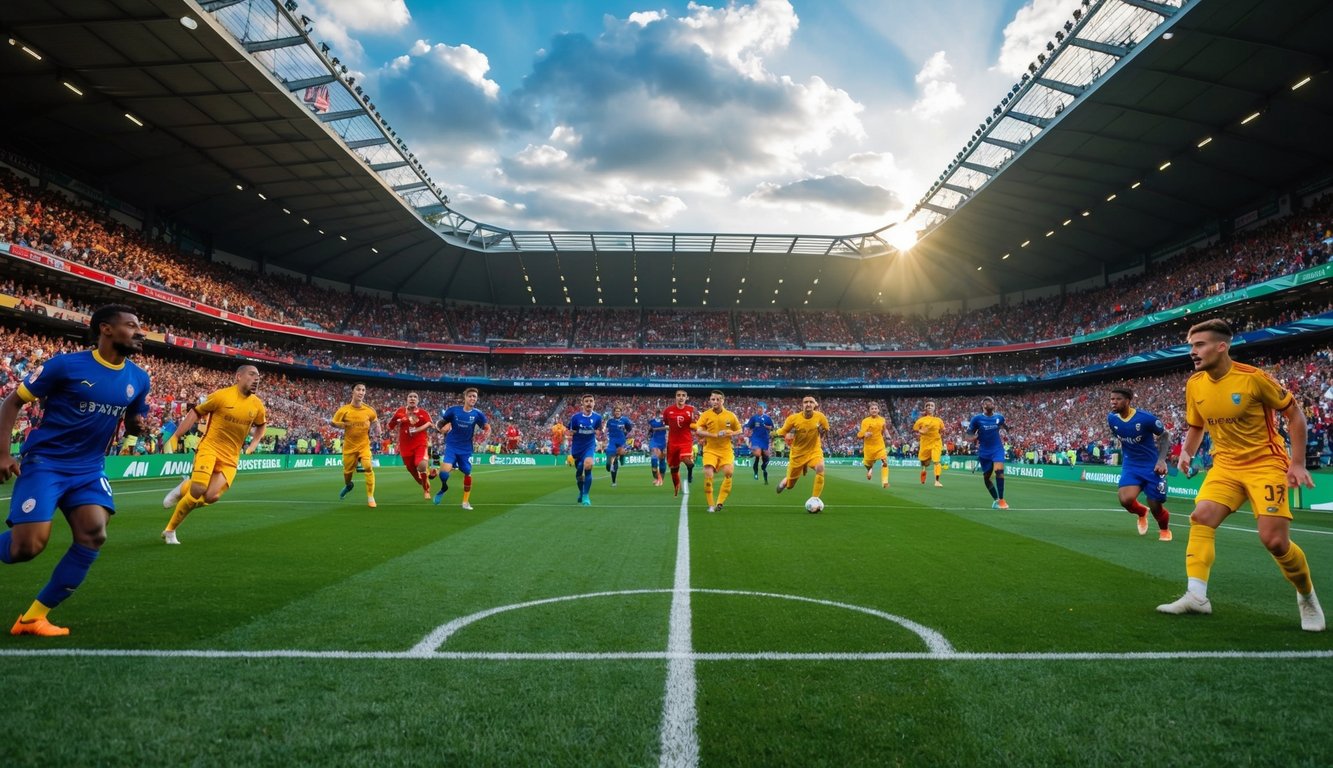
[89,453,1333,510]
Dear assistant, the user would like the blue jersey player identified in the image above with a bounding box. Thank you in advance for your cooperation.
[434,387,489,510]
[744,402,776,484]
[648,411,668,486]
[0,305,151,637]
[966,396,1011,509]
[567,394,604,506]
[1108,387,1173,540]
[603,406,633,487]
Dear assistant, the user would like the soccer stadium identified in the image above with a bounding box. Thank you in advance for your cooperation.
[1,0,1331,764]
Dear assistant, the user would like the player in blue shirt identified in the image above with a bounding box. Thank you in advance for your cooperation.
[744,402,776,484]
[0,305,151,636]
[567,394,604,506]
[966,396,1011,509]
[647,411,668,486]
[1108,387,1173,540]
[603,405,634,487]
[434,387,490,510]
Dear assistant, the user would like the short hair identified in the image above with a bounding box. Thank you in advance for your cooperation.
[981,396,995,403]
[352,382,367,390]
[581,393,595,401]
[1187,318,1233,339]
[407,391,419,399]
[924,401,936,408]
[1111,387,1134,400]
[710,390,724,399]
[89,304,135,344]
[463,387,479,397]
[675,389,688,396]
[803,393,818,402]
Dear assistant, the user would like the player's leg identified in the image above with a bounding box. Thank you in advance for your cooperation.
[668,446,683,495]
[651,447,662,483]
[610,446,622,485]
[1141,470,1171,539]
[703,462,717,510]
[166,454,221,537]
[459,455,474,509]
[1118,483,1150,534]
[777,457,803,495]
[864,454,873,481]
[1157,473,1241,614]
[919,452,929,484]
[340,451,358,498]
[760,449,770,484]
[685,453,694,483]
[752,447,761,479]
[1,466,60,565]
[980,459,999,502]
[716,463,734,508]
[580,455,595,503]
[811,461,826,500]
[1249,477,1324,631]
[879,457,890,488]
[993,460,1007,507]
[415,447,433,495]
[434,451,457,505]
[932,448,944,485]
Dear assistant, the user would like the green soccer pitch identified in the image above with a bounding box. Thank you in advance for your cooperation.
[1,462,1330,767]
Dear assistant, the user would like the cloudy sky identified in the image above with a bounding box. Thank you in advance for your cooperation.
[300,0,1082,235]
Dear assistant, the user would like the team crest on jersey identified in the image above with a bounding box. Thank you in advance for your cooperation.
[1231,393,1242,405]
[1135,423,1142,432]
[126,384,136,398]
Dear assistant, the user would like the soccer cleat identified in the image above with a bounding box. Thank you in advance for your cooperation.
[920,471,927,485]
[611,481,617,487]
[715,503,724,513]
[934,480,944,488]
[423,490,431,500]
[11,616,69,637]
[775,480,786,495]
[1136,513,1149,536]
[433,490,446,506]
[339,482,354,499]
[162,483,184,510]
[1298,591,1325,632]
[461,502,474,511]
[161,530,180,545]
[1158,529,1173,542]
[753,472,759,480]
[882,482,889,489]
[997,500,1010,510]
[581,497,592,507]
[1156,592,1212,615]
[367,497,377,508]
[991,500,1000,509]
[866,468,872,481]
[707,505,716,513]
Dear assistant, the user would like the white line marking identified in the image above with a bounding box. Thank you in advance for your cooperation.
[659,479,698,768]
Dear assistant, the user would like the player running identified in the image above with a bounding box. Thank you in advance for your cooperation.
[1107,387,1172,540]
[566,394,604,505]
[332,383,380,508]
[648,410,668,486]
[774,394,830,507]
[744,401,776,484]
[858,402,891,488]
[966,396,1010,509]
[696,391,743,512]
[387,391,436,500]
[435,387,490,510]
[914,401,946,487]
[604,405,633,487]
[663,390,699,496]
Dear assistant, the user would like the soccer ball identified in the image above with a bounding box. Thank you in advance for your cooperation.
[428,467,439,480]
[804,497,824,514]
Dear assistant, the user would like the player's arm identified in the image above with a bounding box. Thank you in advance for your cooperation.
[1177,424,1205,475]
[245,422,267,455]
[167,406,202,452]
[0,391,30,482]
[1154,427,1171,474]
[331,407,349,430]
[1281,399,1315,488]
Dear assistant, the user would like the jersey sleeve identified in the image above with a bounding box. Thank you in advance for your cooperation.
[1253,370,1294,411]
[198,390,224,417]
[130,371,151,418]
[256,401,268,426]
[966,416,978,435]
[477,410,489,427]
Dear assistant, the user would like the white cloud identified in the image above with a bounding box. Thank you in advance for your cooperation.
[307,0,410,34]
[996,0,1081,77]
[914,50,952,85]
[422,42,500,99]
[628,10,665,27]
[675,0,799,80]
[908,51,964,120]
[514,144,569,168]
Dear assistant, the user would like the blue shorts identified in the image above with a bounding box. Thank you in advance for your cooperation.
[978,457,1006,474]
[7,461,115,526]
[607,440,626,455]
[571,444,596,465]
[749,438,771,452]
[1120,465,1167,501]
[441,446,473,475]
[650,441,666,453]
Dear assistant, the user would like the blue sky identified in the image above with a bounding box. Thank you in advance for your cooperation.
[299,0,1081,235]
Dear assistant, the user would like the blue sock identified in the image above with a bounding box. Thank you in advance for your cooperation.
[984,475,998,500]
[996,472,1005,499]
[582,472,593,496]
[0,530,13,565]
[35,543,99,609]
[650,457,658,475]
[575,468,584,491]
[438,470,451,491]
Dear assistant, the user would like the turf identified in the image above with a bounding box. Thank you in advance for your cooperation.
[0,461,1330,766]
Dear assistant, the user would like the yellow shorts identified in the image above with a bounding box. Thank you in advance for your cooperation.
[1197,461,1292,519]
[702,450,735,469]
[787,453,823,477]
[918,445,942,464]
[863,447,887,465]
[343,448,372,471]
[191,450,237,488]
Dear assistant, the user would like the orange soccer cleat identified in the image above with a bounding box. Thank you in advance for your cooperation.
[11,616,69,637]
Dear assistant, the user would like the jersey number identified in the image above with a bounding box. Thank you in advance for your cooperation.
[1263,485,1286,506]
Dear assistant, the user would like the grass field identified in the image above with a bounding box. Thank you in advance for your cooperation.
[2,460,1331,767]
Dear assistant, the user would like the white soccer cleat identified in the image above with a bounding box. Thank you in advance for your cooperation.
[161,530,180,545]
[707,505,715,513]
[460,501,474,511]
[1298,591,1326,632]
[1156,592,1211,615]
[162,483,184,510]
[1136,514,1149,536]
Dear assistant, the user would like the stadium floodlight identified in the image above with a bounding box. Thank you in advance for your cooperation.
[1292,76,1311,90]
[1002,253,1011,260]
[1106,194,1117,202]
[1158,161,1172,171]
[1197,136,1212,148]
[1130,181,1141,189]
[21,45,42,60]
[62,81,83,96]
[235,183,243,191]
[1062,219,1072,226]
[1240,111,1261,125]
[1021,239,1031,247]
[179,16,198,30]
[124,113,144,127]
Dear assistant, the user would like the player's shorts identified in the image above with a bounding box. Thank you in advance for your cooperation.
[1197,460,1291,519]
[342,447,372,471]
[918,444,942,464]
[702,449,735,469]
[7,460,116,525]
[506,441,519,452]
[400,443,428,469]
[978,457,1007,474]
[863,447,888,465]
[787,453,823,477]
[441,446,474,475]
[667,443,694,468]
[749,438,771,453]
[607,439,626,455]
[192,449,239,488]
[1119,465,1167,501]
[650,441,667,453]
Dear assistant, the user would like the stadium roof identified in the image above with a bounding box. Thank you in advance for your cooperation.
[0,0,1330,311]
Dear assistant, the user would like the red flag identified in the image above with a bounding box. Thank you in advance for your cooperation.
[303,85,330,113]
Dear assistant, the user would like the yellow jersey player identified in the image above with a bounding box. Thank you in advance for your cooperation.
[161,365,267,544]
[858,403,891,488]
[695,390,743,512]
[332,383,380,508]
[914,401,946,487]
[1157,319,1323,631]
[774,394,830,508]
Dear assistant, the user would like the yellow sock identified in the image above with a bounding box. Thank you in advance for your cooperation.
[462,490,471,503]
[705,477,714,505]
[365,470,375,497]
[881,466,889,485]
[1274,541,1313,594]
[19,600,51,622]
[812,473,825,498]
[718,476,733,504]
[167,493,204,531]
[935,465,942,479]
[1185,524,1217,582]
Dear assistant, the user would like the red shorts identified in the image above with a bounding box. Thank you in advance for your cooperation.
[667,444,694,468]
[400,443,428,468]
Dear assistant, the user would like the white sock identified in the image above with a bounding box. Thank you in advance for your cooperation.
[1187,578,1208,599]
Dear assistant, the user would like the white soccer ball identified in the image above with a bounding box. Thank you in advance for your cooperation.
[804,496,824,514]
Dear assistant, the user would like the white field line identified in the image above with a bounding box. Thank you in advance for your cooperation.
[659,479,699,768]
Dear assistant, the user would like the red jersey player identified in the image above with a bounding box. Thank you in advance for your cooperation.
[386,391,435,499]
[504,423,521,453]
[662,389,699,496]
